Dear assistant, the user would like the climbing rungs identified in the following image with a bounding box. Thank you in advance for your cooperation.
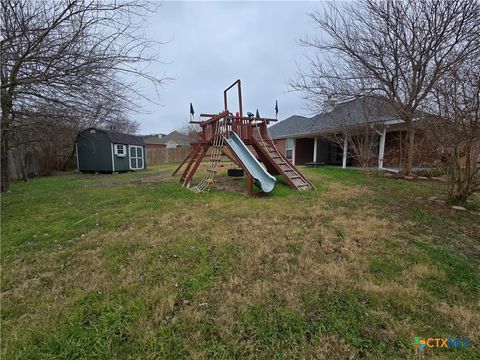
[251,135,315,191]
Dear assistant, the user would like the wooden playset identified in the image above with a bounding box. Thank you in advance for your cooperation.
[173,80,314,195]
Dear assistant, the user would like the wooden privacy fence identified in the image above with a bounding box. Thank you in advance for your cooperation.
[8,147,76,181]
[146,147,191,165]
[8,148,46,181]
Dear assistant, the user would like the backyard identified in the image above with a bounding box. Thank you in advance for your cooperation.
[1,164,479,359]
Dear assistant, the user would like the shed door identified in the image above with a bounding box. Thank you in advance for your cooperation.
[129,145,144,170]
[136,147,144,169]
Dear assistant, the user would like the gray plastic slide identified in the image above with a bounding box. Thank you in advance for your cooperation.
[224,131,277,193]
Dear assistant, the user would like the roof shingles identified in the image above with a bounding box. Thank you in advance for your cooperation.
[79,128,145,145]
[269,97,398,139]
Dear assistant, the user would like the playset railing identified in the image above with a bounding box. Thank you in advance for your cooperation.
[196,114,271,143]
[191,79,275,144]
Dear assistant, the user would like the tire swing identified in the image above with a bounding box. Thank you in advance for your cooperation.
[227,167,244,177]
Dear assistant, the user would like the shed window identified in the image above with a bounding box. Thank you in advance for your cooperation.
[114,144,126,157]
[285,138,294,161]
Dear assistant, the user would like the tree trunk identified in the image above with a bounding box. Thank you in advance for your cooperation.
[1,88,12,192]
[1,127,8,192]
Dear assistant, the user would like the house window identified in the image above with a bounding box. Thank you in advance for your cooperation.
[285,138,294,161]
[114,144,126,157]
[166,141,177,149]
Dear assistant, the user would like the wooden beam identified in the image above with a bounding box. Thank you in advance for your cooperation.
[179,145,202,183]
[183,145,208,187]
[172,144,196,176]
[221,148,242,167]
[197,111,230,126]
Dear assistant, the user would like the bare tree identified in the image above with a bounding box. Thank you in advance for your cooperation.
[177,123,201,138]
[320,97,386,170]
[1,0,168,192]
[424,60,480,202]
[291,0,480,174]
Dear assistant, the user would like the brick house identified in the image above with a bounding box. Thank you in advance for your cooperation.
[143,133,167,150]
[268,97,438,169]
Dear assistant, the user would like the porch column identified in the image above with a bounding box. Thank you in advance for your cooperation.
[342,137,347,168]
[378,128,386,169]
[313,137,318,163]
[292,138,296,165]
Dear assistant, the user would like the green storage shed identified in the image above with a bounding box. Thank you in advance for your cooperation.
[75,128,146,173]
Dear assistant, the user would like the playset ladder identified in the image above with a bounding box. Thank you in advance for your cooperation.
[252,132,314,191]
[191,119,227,192]
[179,143,208,187]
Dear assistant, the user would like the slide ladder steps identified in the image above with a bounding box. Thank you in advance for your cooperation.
[252,133,314,191]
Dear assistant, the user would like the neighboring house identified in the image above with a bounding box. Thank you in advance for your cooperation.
[143,133,167,150]
[143,131,197,150]
[76,128,146,172]
[161,131,197,148]
[162,131,197,149]
[268,97,437,169]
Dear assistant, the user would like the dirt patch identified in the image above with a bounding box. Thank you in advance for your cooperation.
[129,175,170,185]
[212,179,246,194]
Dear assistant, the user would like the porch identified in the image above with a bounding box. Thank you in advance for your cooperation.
[273,130,388,169]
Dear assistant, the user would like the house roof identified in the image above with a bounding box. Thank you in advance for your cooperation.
[79,128,145,146]
[143,134,167,144]
[156,131,197,146]
[269,97,400,139]
[268,115,315,139]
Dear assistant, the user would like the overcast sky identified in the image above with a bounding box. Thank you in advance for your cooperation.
[136,1,321,135]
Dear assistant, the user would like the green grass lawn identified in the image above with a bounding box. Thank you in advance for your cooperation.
[1,164,479,359]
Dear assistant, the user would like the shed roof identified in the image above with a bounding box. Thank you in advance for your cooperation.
[79,128,145,146]
[269,96,399,139]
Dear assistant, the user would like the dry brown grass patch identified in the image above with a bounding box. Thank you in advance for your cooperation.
[326,182,370,199]
[437,303,480,339]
